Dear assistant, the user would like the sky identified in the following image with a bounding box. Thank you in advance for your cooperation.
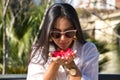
[32,0,116,9]
[54,0,78,7]
[32,0,77,7]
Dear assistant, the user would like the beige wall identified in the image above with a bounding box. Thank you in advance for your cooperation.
[80,12,120,43]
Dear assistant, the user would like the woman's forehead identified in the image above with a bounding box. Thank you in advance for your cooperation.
[53,17,74,29]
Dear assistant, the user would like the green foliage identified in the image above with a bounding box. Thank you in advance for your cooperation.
[0,24,2,54]
[0,0,46,74]
[0,0,3,73]
[0,0,3,19]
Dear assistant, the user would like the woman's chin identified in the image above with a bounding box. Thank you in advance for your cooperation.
[59,47,68,50]
[58,44,70,50]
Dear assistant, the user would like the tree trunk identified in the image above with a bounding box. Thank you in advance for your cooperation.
[2,0,10,75]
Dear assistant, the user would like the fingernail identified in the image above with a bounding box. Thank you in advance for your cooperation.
[65,62,68,64]
[61,57,64,59]
[57,56,60,58]
[74,50,77,53]
[66,57,68,59]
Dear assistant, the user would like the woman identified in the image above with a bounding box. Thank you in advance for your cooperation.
[27,3,99,80]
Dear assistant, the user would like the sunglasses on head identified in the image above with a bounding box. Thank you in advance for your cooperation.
[50,30,77,39]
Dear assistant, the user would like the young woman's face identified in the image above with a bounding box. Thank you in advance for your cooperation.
[50,17,76,50]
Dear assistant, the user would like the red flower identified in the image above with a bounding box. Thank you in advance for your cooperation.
[52,48,73,57]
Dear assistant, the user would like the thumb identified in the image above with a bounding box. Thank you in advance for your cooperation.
[49,52,53,57]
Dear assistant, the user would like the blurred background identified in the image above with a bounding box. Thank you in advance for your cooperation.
[0,0,120,75]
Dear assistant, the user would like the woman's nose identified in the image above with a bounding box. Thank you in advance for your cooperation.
[60,34,66,41]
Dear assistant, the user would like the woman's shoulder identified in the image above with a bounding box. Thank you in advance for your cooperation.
[82,41,99,55]
[73,40,97,51]
[83,41,97,49]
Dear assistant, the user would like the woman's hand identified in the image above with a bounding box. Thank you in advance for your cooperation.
[64,50,77,64]
[49,53,66,65]
[49,50,77,65]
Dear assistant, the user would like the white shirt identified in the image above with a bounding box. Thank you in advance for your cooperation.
[27,41,99,80]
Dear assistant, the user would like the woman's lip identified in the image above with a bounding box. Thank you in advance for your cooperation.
[60,43,67,46]
[60,42,67,44]
[59,43,67,49]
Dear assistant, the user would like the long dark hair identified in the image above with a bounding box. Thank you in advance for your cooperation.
[29,3,86,64]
